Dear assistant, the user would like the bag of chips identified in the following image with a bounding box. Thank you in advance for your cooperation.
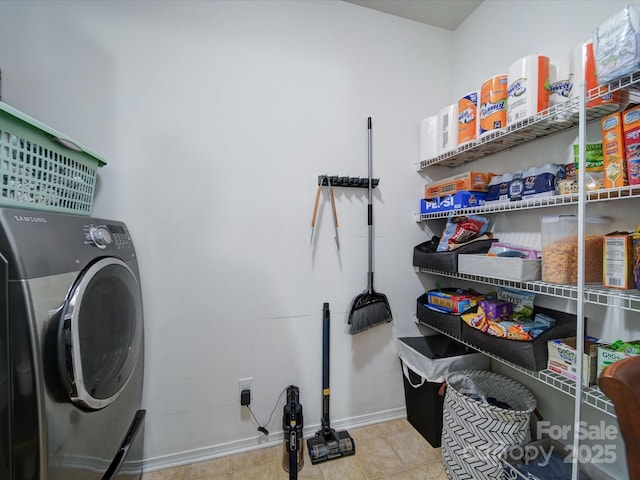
[437,215,490,252]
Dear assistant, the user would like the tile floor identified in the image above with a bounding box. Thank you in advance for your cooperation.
[142,419,448,480]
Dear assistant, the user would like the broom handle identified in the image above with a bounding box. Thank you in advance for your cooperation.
[367,117,374,294]
[322,302,331,430]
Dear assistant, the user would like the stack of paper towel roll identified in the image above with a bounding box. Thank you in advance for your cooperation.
[418,42,627,163]
[419,104,458,162]
[507,54,550,125]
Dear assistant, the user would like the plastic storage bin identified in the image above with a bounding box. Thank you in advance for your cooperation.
[0,101,106,215]
[540,215,611,284]
[398,336,488,447]
[457,254,541,281]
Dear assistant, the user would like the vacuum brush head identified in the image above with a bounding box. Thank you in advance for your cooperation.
[307,428,355,464]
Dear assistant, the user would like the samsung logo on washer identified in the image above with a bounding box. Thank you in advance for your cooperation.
[14,215,47,223]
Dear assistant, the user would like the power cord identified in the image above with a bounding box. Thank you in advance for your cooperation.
[245,386,288,436]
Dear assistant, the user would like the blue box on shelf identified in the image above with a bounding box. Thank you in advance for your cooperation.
[420,191,486,213]
[420,197,440,213]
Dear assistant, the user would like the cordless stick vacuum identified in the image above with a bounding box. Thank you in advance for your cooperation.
[307,303,355,464]
[282,385,303,479]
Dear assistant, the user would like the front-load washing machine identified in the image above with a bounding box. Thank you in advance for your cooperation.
[0,207,145,480]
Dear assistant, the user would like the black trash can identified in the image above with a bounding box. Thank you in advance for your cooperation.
[398,335,489,447]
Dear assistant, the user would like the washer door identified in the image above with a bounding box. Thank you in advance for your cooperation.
[59,257,143,410]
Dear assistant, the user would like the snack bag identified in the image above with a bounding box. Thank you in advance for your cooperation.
[486,321,509,337]
[507,323,533,341]
[462,307,488,332]
[496,286,535,321]
[437,215,490,252]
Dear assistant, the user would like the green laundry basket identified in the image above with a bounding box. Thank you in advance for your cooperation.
[0,101,106,215]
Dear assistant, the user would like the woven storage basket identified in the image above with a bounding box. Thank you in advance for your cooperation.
[0,101,106,215]
[441,369,537,480]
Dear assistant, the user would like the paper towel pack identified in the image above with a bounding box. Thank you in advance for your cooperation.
[437,104,458,154]
[420,116,438,162]
[594,5,640,85]
[480,74,508,137]
[507,54,550,125]
[458,90,479,145]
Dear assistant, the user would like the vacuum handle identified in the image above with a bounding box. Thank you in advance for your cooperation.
[288,398,298,479]
[322,302,331,429]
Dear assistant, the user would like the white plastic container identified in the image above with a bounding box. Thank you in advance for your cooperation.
[458,254,541,281]
[540,215,611,284]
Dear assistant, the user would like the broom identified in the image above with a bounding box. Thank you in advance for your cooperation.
[348,117,392,334]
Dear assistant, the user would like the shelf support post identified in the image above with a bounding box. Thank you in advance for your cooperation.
[571,78,588,480]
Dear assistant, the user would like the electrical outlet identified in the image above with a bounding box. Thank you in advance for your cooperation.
[238,377,253,398]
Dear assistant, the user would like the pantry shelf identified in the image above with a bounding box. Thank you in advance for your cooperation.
[416,185,640,221]
[416,80,633,171]
[585,184,640,202]
[417,193,580,221]
[414,267,640,312]
[586,69,640,102]
[414,315,616,416]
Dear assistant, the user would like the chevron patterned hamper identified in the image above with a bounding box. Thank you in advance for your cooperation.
[441,370,537,480]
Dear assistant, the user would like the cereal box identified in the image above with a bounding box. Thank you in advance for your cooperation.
[622,105,640,185]
[603,232,636,289]
[601,112,628,188]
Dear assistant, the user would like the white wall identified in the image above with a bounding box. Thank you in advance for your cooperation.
[0,0,452,468]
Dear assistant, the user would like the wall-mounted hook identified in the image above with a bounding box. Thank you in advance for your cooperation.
[317,175,379,188]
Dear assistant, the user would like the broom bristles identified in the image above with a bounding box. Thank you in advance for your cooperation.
[348,293,392,334]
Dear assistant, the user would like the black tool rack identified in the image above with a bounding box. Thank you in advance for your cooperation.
[317,175,379,188]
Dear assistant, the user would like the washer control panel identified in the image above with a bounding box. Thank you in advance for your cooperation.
[84,223,132,250]
[89,226,112,248]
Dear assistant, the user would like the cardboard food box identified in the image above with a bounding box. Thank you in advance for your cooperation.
[622,105,640,185]
[420,198,439,214]
[547,336,603,386]
[601,112,628,188]
[425,172,494,199]
[479,299,512,322]
[603,232,636,289]
[416,294,463,339]
[597,340,640,377]
[420,191,487,213]
[426,289,480,314]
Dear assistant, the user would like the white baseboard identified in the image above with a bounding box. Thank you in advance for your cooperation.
[142,407,407,473]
